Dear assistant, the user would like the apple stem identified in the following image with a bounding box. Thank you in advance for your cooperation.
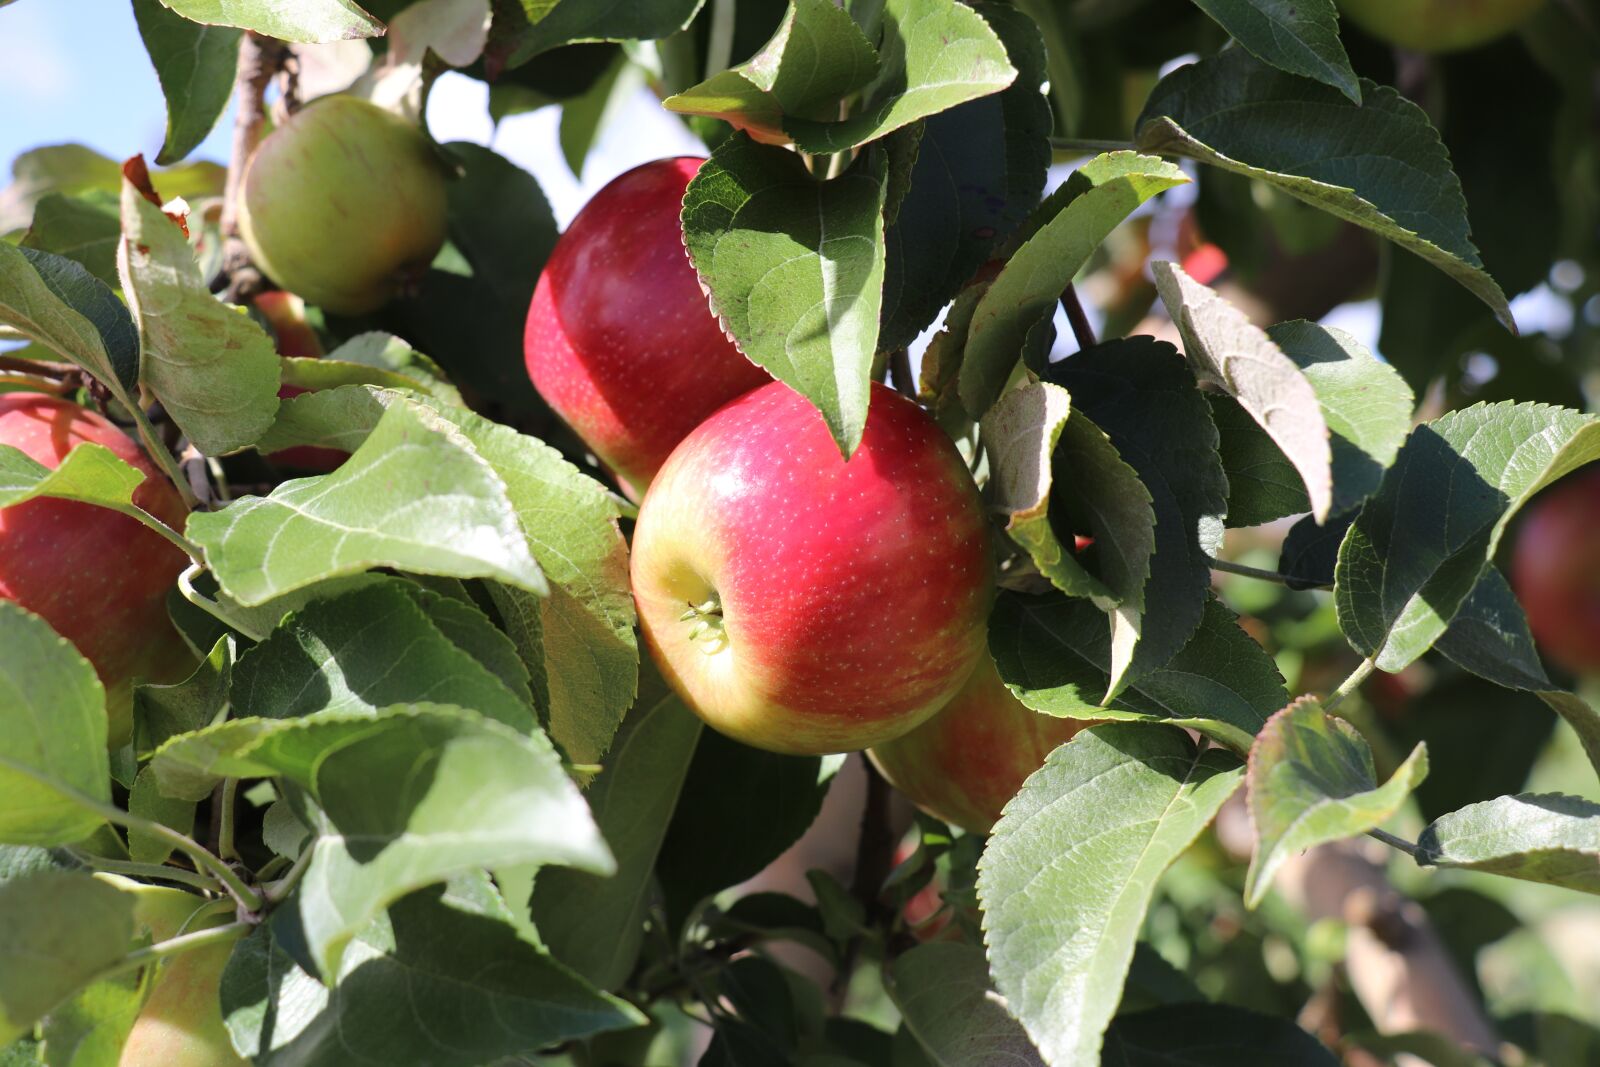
[1323,657,1377,714]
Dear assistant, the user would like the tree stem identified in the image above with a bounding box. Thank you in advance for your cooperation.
[68,851,221,894]
[177,562,266,641]
[1049,137,1140,159]
[889,349,915,399]
[1366,828,1420,857]
[89,921,250,987]
[1207,555,1328,589]
[217,778,240,862]
[220,32,288,303]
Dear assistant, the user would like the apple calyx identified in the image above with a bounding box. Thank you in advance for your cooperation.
[678,596,728,654]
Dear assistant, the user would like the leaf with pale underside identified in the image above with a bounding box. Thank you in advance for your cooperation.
[1244,697,1428,907]
[990,592,1284,755]
[1417,793,1600,894]
[0,604,110,848]
[1537,692,1600,781]
[960,153,1188,418]
[187,398,547,607]
[150,703,610,976]
[682,135,887,457]
[1137,48,1511,328]
[154,0,384,43]
[120,180,280,455]
[1336,402,1600,671]
[981,381,1153,610]
[979,725,1244,1067]
[1154,262,1332,522]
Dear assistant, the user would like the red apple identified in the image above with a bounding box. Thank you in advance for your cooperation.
[868,652,1090,834]
[1511,464,1600,675]
[239,95,449,315]
[523,157,771,500]
[112,880,246,1067]
[631,381,992,755]
[0,394,192,746]
[1338,0,1543,53]
[253,291,346,473]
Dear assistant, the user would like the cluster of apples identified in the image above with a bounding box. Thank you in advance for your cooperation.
[523,157,1088,834]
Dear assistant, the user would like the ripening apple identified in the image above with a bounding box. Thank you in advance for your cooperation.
[107,880,246,1067]
[239,95,449,315]
[1338,0,1544,53]
[523,157,771,500]
[0,394,192,746]
[253,290,347,473]
[631,382,993,755]
[868,652,1090,834]
[1512,464,1600,676]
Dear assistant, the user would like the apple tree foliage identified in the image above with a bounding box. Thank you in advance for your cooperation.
[1,0,1599,1065]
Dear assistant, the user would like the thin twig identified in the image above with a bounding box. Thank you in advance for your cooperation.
[67,850,221,894]
[0,354,77,379]
[82,922,250,988]
[1324,658,1376,714]
[1207,555,1329,589]
[0,372,71,394]
[1049,137,1140,158]
[263,844,314,905]
[220,33,289,303]
[1059,284,1097,351]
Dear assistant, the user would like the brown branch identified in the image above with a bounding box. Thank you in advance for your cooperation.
[1059,283,1097,351]
[220,33,290,304]
[889,348,916,399]
[0,354,77,380]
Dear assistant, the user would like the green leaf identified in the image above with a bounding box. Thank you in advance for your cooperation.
[990,593,1284,754]
[657,732,845,930]
[980,381,1154,610]
[0,243,140,401]
[1243,696,1428,907]
[133,635,235,755]
[557,55,637,178]
[978,725,1244,1067]
[1103,1003,1339,1064]
[1041,337,1228,693]
[887,942,1043,1066]
[1187,0,1357,102]
[498,0,703,66]
[119,178,280,455]
[19,192,122,284]
[388,143,557,413]
[0,603,109,848]
[878,0,1052,352]
[126,766,195,866]
[665,0,889,146]
[1136,48,1511,328]
[153,704,610,975]
[320,332,462,406]
[530,664,703,989]
[154,0,383,43]
[132,0,241,165]
[0,441,147,517]
[188,398,547,606]
[1417,793,1600,894]
[223,880,643,1064]
[1436,566,1550,692]
[1538,692,1600,783]
[664,0,879,146]
[682,135,888,456]
[0,871,135,1045]
[1210,394,1308,527]
[229,579,535,731]
[959,153,1187,417]
[1336,402,1600,671]
[0,145,225,235]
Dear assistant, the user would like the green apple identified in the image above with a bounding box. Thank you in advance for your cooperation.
[239,95,449,315]
[631,382,993,756]
[868,652,1089,834]
[1339,0,1544,52]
